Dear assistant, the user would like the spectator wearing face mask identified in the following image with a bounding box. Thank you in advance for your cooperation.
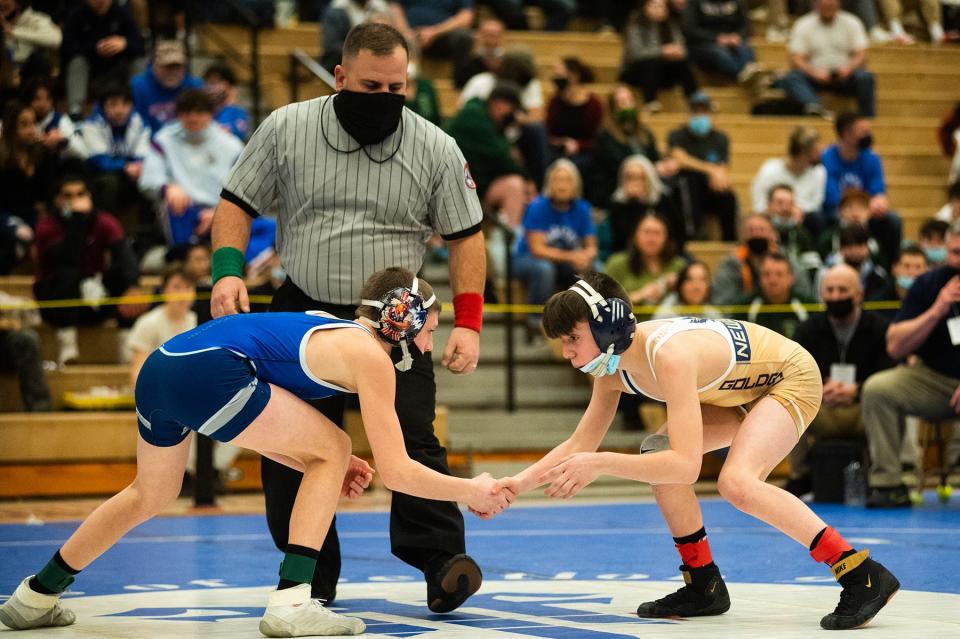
[919,218,950,267]
[131,40,203,135]
[892,243,929,300]
[33,173,144,364]
[818,188,898,271]
[712,213,813,305]
[667,92,738,242]
[592,84,678,209]
[546,57,601,186]
[203,63,250,142]
[138,89,244,249]
[786,263,895,497]
[819,222,897,302]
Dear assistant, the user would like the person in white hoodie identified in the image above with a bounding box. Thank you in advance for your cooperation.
[138,88,244,248]
[80,82,150,215]
[0,0,60,83]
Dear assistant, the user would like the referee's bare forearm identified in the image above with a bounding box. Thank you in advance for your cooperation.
[447,232,486,297]
[212,198,253,253]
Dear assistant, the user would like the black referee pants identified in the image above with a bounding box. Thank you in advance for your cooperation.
[263,279,466,597]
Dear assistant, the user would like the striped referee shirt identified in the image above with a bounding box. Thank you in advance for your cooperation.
[221,95,484,305]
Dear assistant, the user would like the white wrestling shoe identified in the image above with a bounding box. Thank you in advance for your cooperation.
[259,584,365,637]
[0,577,76,630]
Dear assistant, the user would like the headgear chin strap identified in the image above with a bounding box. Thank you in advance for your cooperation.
[569,279,636,378]
[361,275,436,371]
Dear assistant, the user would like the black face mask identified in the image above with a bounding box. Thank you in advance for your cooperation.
[499,110,516,130]
[845,256,865,270]
[857,134,874,150]
[825,297,855,319]
[333,90,405,146]
[553,77,569,92]
[746,237,769,255]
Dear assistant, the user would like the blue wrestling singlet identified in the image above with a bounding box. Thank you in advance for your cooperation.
[134,312,369,446]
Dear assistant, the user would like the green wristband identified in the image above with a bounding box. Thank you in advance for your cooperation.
[211,247,245,284]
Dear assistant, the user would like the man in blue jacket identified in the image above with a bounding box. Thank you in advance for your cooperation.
[132,39,203,135]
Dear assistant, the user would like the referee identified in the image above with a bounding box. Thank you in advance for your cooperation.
[209,23,487,613]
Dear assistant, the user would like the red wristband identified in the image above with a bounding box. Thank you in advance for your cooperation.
[453,292,483,333]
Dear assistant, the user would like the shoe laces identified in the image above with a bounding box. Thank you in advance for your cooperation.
[832,585,860,616]
[658,584,700,608]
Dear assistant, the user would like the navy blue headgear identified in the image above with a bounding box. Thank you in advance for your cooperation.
[361,275,436,371]
[569,279,636,355]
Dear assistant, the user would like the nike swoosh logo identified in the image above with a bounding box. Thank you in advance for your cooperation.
[866,576,872,588]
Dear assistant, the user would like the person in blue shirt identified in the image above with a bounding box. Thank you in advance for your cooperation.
[861,219,960,508]
[203,62,251,141]
[131,39,203,135]
[819,112,902,261]
[512,158,597,339]
[0,267,513,637]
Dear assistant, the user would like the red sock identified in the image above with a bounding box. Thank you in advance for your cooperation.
[809,526,853,566]
[675,527,713,568]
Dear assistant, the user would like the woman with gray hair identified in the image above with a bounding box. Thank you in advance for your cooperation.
[511,159,598,341]
[608,154,684,253]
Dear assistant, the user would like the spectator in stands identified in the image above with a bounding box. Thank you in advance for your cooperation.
[391,0,474,86]
[511,158,597,339]
[480,0,575,31]
[178,242,213,324]
[80,82,150,215]
[764,184,822,282]
[823,222,897,301]
[132,39,203,135]
[713,213,813,304]
[818,188,897,270]
[33,173,143,365]
[454,17,504,89]
[321,0,391,73]
[861,219,960,507]
[460,45,543,120]
[404,43,441,125]
[203,63,251,142]
[605,210,686,306]
[750,126,826,220]
[783,0,875,119]
[821,113,902,258]
[606,154,679,255]
[22,78,84,160]
[62,0,144,119]
[787,263,895,496]
[935,180,960,224]
[892,243,929,300]
[620,0,700,113]
[667,92,738,242]
[682,0,765,85]
[0,213,31,273]
[877,0,945,43]
[0,289,51,411]
[126,263,196,383]
[445,81,528,228]
[592,84,679,209]
[546,57,601,183]
[0,0,60,86]
[653,259,722,319]
[741,252,813,338]
[919,218,950,267]
[459,46,550,185]
[138,89,244,249]
[0,101,56,228]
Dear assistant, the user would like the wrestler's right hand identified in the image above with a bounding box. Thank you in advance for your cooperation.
[211,276,250,318]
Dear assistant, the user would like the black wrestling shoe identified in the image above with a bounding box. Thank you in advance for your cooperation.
[636,563,730,618]
[865,485,912,509]
[426,554,482,613]
[821,550,900,630]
